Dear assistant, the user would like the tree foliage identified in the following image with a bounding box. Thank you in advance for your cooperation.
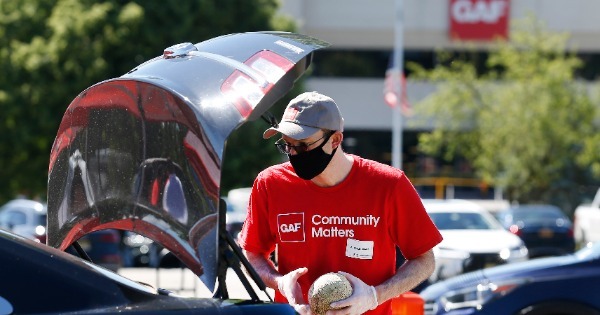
[410,17,600,210]
[0,0,295,204]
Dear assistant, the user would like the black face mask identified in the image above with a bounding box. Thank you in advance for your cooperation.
[288,135,337,180]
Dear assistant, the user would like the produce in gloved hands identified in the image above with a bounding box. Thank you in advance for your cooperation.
[308,272,353,315]
[329,271,379,315]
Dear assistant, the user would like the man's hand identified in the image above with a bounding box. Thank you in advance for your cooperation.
[327,271,378,315]
[293,304,313,315]
[276,267,309,306]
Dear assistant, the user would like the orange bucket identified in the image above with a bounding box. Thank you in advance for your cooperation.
[391,291,424,315]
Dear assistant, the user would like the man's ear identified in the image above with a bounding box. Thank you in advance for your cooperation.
[332,131,343,148]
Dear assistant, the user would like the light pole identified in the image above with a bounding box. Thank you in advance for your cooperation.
[391,0,404,170]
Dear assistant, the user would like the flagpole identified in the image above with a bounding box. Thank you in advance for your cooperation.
[392,0,404,170]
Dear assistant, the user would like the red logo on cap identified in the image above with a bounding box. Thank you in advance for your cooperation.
[277,213,305,242]
[283,107,299,121]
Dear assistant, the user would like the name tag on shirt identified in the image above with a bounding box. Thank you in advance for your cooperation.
[345,238,374,260]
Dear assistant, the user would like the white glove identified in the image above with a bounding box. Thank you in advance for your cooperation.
[328,271,378,315]
[293,304,314,315]
[276,267,309,307]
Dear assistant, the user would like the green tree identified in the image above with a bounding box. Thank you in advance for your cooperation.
[0,0,295,204]
[410,17,600,211]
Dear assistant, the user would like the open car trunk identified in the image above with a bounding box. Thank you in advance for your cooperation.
[46,31,329,294]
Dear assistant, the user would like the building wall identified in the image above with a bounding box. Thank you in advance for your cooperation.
[279,1,600,131]
[279,0,600,51]
[305,78,435,130]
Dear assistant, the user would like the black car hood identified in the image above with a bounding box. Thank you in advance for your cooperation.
[421,249,597,300]
[46,32,329,291]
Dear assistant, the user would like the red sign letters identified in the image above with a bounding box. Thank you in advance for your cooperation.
[449,0,510,41]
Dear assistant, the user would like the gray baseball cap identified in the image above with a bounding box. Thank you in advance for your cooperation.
[263,91,344,140]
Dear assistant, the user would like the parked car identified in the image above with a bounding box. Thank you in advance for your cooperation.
[0,199,47,243]
[17,31,329,314]
[574,187,600,247]
[76,230,123,272]
[496,204,575,258]
[120,231,161,267]
[0,199,123,271]
[423,199,528,282]
[420,242,600,315]
[225,187,251,240]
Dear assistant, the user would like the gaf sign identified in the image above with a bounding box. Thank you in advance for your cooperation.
[449,0,510,41]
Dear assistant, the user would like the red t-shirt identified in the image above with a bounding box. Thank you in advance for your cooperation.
[238,155,442,315]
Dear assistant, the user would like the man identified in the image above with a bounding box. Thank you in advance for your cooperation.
[238,91,442,315]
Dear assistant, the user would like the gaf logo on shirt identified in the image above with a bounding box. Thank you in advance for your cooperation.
[449,0,510,41]
[277,213,305,242]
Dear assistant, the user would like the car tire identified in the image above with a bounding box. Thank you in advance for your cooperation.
[519,301,600,315]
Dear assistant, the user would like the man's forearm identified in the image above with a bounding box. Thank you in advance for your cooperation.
[243,250,281,290]
[373,249,435,304]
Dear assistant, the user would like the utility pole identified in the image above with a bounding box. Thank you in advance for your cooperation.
[391,0,404,170]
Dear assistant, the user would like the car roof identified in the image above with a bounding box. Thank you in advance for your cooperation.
[421,199,486,213]
[227,187,252,212]
[507,204,562,212]
[0,199,47,214]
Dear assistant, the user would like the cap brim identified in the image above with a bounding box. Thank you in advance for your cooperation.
[262,121,320,140]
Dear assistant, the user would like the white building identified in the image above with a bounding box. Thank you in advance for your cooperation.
[278,0,600,131]
[277,0,600,198]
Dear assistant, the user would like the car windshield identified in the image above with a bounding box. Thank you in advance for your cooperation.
[511,207,565,221]
[0,210,27,227]
[429,212,497,230]
[37,214,47,226]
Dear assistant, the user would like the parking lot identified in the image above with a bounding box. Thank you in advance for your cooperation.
[118,267,274,301]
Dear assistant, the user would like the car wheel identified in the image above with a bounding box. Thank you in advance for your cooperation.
[519,301,600,315]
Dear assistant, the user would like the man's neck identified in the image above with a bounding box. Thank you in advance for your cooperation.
[311,150,354,187]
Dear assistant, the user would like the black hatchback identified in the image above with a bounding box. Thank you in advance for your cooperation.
[496,204,576,258]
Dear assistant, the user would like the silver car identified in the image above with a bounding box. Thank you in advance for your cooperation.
[0,199,47,243]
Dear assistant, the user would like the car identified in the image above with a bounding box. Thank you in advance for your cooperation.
[1,228,295,314]
[0,199,123,271]
[574,187,600,247]
[120,231,161,267]
[0,199,47,243]
[420,242,600,315]
[496,204,576,258]
[423,199,528,282]
[76,229,123,272]
[0,31,330,314]
[225,187,252,240]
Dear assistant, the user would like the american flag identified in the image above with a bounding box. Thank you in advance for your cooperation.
[383,68,411,115]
